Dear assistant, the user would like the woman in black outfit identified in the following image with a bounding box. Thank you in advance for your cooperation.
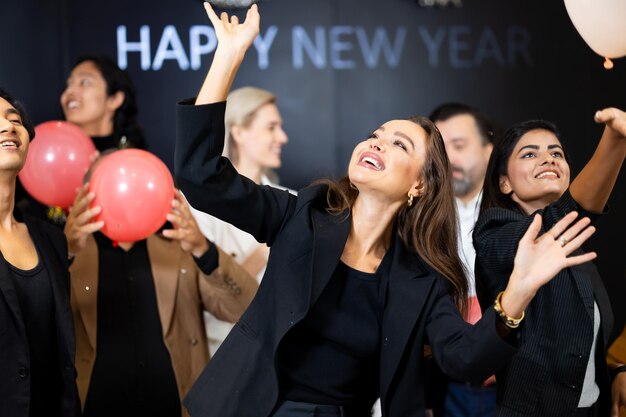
[175,5,599,417]
[0,89,78,417]
[474,116,626,416]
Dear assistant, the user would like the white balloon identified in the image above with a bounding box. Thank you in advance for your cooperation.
[564,0,626,59]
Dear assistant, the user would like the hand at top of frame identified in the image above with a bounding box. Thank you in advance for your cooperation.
[595,107,626,142]
[204,1,260,56]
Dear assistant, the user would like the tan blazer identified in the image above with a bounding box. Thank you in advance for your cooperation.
[70,234,258,416]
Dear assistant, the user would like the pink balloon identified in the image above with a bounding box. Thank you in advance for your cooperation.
[89,149,174,242]
[19,121,97,208]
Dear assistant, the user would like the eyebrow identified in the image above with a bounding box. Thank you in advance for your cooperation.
[517,144,563,155]
[5,108,21,118]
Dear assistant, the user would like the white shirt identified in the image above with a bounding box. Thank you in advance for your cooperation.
[188,175,295,355]
[456,193,482,324]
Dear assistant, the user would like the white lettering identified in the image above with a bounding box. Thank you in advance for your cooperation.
[189,25,217,70]
[253,26,279,70]
[153,25,190,71]
[117,25,151,70]
[292,26,326,69]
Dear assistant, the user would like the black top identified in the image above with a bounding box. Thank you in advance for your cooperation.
[278,256,390,406]
[91,134,118,153]
[8,258,61,417]
[83,233,180,417]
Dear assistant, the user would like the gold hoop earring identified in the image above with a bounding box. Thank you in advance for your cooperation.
[407,193,414,207]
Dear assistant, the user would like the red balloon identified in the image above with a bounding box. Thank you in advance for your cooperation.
[89,149,174,242]
[19,121,97,208]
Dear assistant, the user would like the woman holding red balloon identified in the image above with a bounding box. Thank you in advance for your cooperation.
[0,88,79,417]
[63,150,258,417]
[17,55,146,226]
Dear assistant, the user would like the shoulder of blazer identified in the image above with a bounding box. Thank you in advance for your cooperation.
[23,215,69,263]
[293,183,329,214]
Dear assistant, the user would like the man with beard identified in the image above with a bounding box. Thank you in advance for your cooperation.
[427,103,496,417]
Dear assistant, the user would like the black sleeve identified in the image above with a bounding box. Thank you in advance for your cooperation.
[426,278,518,383]
[175,100,297,246]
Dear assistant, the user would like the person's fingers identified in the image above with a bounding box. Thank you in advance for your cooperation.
[80,220,105,235]
[564,251,597,268]
[557,216,591,246]
[520,214,542,244]
[203,2,221,26]
[231,15,239,25]
[562,226,596,255]
[74,205,101,226]
[162,228,185,241]
[545,211,578,239]
[70,190,96,215]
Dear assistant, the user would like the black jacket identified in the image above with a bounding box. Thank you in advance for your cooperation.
[474,191,613,417]
[0,214,78,417]
[175,100,519,417]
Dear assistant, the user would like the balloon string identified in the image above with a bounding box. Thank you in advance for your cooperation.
[604,57,614,70]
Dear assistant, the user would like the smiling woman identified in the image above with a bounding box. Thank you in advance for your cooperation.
[475,114,626,416]
[173,4,602,417]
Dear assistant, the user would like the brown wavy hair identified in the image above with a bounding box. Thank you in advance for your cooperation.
[316,116,468,317]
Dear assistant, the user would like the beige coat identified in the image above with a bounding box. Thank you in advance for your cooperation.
[70,234,257,415]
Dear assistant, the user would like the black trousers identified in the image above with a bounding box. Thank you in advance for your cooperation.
[271,400,345,417]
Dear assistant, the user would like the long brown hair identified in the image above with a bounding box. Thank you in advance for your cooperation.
[317,117,468,317]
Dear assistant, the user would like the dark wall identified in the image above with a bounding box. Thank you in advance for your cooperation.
[2,0,625,336]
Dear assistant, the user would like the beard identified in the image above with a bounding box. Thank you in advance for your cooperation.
[451,165,478,198]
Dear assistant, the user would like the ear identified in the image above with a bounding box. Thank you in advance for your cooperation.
[483,142,494,161]
[230,125,245,145]
[106,91,125,113]
[412,180,425,197]
[499,175,512,195]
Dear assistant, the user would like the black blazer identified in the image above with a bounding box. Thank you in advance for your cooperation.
[474,191,613,417]
[0,214,78,417]
[175,100,519,417]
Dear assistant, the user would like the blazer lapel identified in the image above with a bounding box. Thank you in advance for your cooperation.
[69,235,100,351]
[380,235,434,402]
[27,219,75,363]
[309,209,351,308]
[147,235,179,337]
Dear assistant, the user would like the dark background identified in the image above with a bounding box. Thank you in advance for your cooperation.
[3,0,625,338]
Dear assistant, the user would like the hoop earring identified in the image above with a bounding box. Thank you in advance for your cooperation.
[407,193,414,207]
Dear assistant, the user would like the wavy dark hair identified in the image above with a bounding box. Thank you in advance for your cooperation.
[0,88,35,140]
[73,55,146,149]
[480,119,570,215]
[316,117,468,317]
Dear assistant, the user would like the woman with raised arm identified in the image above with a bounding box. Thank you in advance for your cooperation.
[474,116,626,416]
[174,4,598,417]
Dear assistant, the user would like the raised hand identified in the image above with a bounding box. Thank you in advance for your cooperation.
[64,183,105,257]
[162,190,210,258]
[204,2,260,54]
[196,3,261,104]
[595,107,626,141]
[500,211,596,318]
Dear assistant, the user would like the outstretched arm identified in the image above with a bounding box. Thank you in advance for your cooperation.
[570,108,626,213]
[195,3,260,105]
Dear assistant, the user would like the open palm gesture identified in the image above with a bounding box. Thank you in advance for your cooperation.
[204,2,260,54]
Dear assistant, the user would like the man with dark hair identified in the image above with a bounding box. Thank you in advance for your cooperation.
[0,88,79,417]
[428,103,496,417]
